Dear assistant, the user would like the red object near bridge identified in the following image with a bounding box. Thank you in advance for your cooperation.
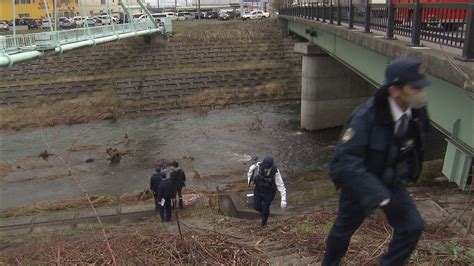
[391,0,469,30]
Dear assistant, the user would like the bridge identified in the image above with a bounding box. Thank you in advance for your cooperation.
[0,0,171,67]
[278,1,473,190]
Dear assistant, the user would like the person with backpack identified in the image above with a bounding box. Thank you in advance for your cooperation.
[247,156,287,227]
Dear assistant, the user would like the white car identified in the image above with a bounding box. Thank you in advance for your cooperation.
[166,12,178,21]
[73,16,84,27]
[100,15,117,25]
[177,12,194,21]
[0,21,9,31]
[152,13,169,22]
[40,19,52,29]
[132,13,144,23]
[242,10,269,20]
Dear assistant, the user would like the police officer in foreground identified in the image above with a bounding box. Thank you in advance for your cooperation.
[247,156,287,227]
[157,172,176,222]
[323,59,430,266]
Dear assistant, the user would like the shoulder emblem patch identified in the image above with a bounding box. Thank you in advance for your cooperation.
[341,128,355,144]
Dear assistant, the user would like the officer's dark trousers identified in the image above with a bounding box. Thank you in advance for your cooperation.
[323,184,423,266]
[171,187,184,209]
[153,192,159,212]
[253,189,275,226]
[158,199,172,222]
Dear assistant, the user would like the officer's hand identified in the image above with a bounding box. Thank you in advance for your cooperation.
[382,198,406,218]
[280,200,287,208]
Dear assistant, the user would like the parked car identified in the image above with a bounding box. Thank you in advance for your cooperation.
[84,17,96,27]
[58,17,68,23]
[100,15,117,25]
[117,13,129,24]
[206,11,218,19]
[73,16,84,27]
[166,12,178,21]
[177,12,194,21]
[152,13,169,22]
[27,20,40,30]
[93,16,103,24]
[218,12,231,20]
[18,18,33,25]
[218,11,240,20]
[40,19,53,29]
[241,10,267,20]
[59,18,76,28]
[132,13,144,23]
[0,21,9,31]
[194,11,206,19]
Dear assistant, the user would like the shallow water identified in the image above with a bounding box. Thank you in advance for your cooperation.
[0,102,446,209]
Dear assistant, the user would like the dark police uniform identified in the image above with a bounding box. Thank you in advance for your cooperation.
[248,156,287,226]
[149,168,163,212]
[323,59,430,266]
[170,167,186,209]
[157,177,176,222]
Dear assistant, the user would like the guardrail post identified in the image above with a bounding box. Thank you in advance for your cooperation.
[330,0,334,24]
[386,1,395,39]
[410,0,422,46]
[349,0,354,29]
[460,0,474,60]
[364,0,371,32]
[310,2,314,19]
[337,0,342,26]
[316,1,320,21]
[322,1,326,23]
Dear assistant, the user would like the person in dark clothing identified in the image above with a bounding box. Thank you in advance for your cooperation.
[149,167,162,212]
[322,59,431,266]
[247,156,287,227]
[156,173,175,222]
[169,161,186,209]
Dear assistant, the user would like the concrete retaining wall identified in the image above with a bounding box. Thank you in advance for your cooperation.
[0,31,303,114]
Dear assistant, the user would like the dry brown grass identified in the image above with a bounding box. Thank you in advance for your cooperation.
[182,80,292,107]
[40,171,72,181]
[66,145,104,152]
[0,89,118,130]
[0,60,285,87]
[0,195,117,218]
[0,161,13,180]
[172,19,281,42]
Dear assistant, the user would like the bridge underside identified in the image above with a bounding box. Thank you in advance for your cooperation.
[279,16,473,190]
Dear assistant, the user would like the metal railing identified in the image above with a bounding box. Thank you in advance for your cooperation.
[2,21,161,53]
[280,0,474,60]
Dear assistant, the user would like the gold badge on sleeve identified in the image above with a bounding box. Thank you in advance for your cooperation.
[341,128,355,144]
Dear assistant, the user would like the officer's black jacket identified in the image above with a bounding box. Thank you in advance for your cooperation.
[157,179,176,201]
[170,169,186,190]
[149,173,162,193]
[330,85,429,213]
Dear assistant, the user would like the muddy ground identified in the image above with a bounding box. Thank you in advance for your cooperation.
[1,180,473,265]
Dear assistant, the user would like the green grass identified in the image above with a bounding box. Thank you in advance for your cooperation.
[409,240,474,264]
[291,223,317,235]
[416,159,444,185]
[289,183,337,205]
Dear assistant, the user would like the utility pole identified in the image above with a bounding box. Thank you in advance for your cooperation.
[157,0,159,10]
[240,0,243,15]
[198,0,201,20]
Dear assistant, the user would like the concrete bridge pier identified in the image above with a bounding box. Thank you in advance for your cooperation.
[294,43,375,130]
